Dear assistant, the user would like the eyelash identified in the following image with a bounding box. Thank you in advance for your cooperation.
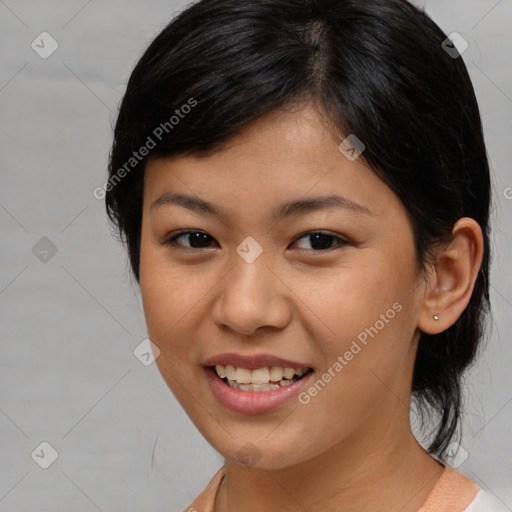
[161,230,350,254]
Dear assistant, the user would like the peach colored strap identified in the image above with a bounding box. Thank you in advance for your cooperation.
[183,465,479,512]
[184,466,226,512]
[417,467,479,512]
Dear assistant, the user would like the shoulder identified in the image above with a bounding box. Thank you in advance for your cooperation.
[182,466,226,512]
[428,467,510,512]
[463,488,511,512]
[181,465,510,512]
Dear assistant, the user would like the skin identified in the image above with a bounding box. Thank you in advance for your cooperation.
[139,102,484,512]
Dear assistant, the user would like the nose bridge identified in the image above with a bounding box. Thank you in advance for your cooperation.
[232,245,271,296]
[213,242,290,335]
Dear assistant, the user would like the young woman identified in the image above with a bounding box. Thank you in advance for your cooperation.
[105,0,506,510]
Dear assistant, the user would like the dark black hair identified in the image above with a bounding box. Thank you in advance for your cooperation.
[105,0,492,459]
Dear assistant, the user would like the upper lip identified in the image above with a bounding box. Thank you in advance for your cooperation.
[203,353,312,370]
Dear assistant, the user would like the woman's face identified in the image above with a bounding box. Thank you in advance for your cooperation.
[139,103,427,470]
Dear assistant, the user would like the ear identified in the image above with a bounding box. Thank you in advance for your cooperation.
[418,218,484,334]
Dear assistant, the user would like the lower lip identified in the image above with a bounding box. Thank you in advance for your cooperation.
[204,366,314,414]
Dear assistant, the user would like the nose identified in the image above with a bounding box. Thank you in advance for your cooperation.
[211,252,292,337]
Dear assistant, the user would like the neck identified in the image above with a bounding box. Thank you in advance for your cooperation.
[215,407,444,512]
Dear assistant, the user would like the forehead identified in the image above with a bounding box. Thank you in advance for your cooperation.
[142,103,395,221]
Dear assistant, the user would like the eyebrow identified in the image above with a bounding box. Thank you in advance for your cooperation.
[150,192,373,220]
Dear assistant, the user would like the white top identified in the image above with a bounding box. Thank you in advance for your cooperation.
[464,489,511,512]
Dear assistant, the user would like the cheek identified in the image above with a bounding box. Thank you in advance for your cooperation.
[140,264,210,359]
[298,247,419,408]
[305,248,414,346]
[141,266,195,331]
[139,256,210,415]
[293,295,414,458]
[139,239,193,358]
[139,224,197,332]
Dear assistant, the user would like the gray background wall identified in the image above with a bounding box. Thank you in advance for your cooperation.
[0,1,511,510]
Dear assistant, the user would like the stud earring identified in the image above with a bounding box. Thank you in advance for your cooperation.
[433,315,439,321]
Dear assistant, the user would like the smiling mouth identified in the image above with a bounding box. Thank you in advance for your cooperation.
[212,364,313,392]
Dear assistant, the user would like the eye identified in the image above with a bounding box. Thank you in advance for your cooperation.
[163,230,218,249]
[291,231,349,252]
[161,230,349,253]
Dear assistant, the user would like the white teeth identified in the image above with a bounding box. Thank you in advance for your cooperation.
[251,367,270,384]
[228,381,282,391]
[237,383,281,392]
[269,366,284,381]
[224,365,236,380]
[228,380,240,390]
[234,367,252,384]
[283,367,295,379]
[214,364,310,391]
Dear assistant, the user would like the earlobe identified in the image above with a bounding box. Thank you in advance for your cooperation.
[418,218,484,335]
